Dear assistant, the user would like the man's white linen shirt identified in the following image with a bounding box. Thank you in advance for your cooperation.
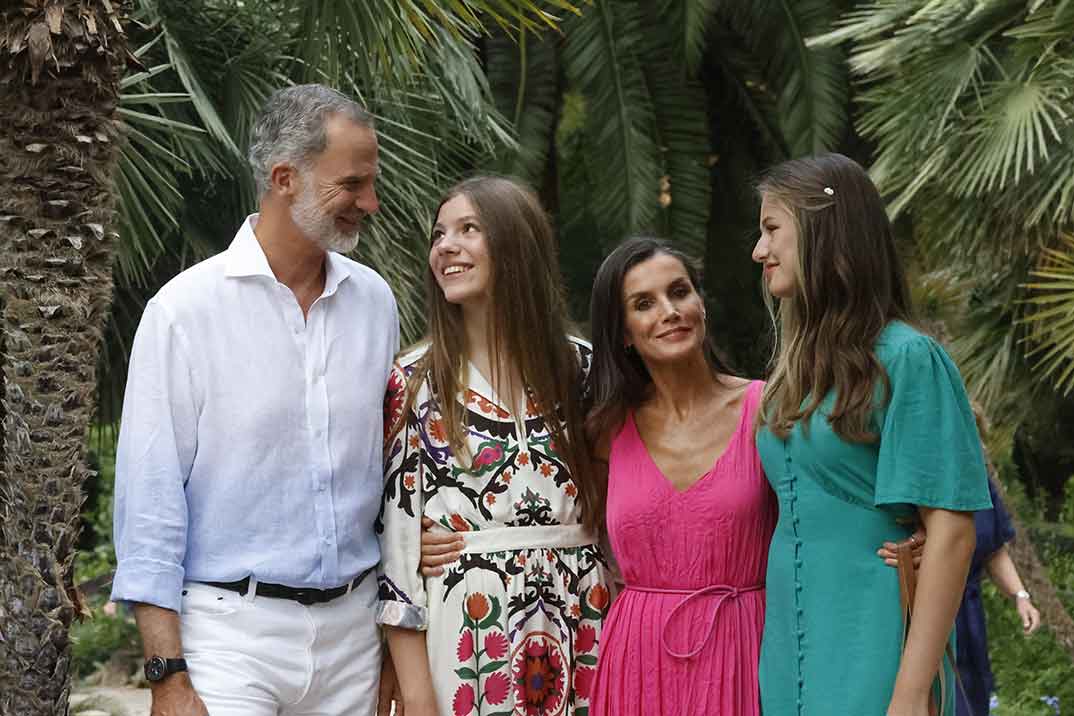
[111,215,399,612]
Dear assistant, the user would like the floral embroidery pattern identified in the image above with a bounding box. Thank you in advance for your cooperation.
[513,633,567,716]
[377,340,607,716]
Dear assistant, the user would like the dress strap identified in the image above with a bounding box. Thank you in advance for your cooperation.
[625,582,764,659]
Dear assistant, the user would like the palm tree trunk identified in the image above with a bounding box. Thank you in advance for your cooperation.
[0,1,128,713]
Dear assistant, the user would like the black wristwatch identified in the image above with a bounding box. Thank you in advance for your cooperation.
[144,655,188,682]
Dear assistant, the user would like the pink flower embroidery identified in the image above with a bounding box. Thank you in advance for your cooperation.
[575,624,596,654]
[484,671,510,705]
[575,666,595,699]
[484,631,509,660]
[452,684,475,716]
[474,444,504,468]
[457,630,474,662]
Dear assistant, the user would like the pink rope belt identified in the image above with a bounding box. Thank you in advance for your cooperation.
[624,583,765,659]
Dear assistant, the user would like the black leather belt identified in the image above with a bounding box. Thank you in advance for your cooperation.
[203,567,373,606]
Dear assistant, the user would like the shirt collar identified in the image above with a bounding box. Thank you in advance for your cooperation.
[322,247,349,297]
[224,214,351,296]
[224,215,276,279]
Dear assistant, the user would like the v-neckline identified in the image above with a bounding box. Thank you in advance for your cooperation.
[629,381,753,495]
[464,361,526,415]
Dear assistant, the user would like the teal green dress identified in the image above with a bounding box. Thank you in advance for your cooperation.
[757,322,992,716]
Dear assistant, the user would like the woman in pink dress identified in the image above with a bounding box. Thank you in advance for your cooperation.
[582,237,773,715]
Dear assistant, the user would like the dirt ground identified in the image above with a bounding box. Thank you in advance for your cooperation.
[71,687,150,716]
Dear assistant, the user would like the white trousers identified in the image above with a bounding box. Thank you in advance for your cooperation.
[179,576,381,716]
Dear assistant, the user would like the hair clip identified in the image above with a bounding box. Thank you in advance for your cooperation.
[823,186,835,196]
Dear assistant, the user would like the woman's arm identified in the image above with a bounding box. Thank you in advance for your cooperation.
[985,544,1041,634]
[384,627,439,716]
[378,364,438,714]
[887,506,976,716]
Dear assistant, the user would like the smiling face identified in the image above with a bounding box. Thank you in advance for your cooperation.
[621,252,707,366]
[429,193,492,309]
[288,114,380,253]
[752,193,800,299]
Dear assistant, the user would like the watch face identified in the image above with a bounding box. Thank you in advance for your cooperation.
[145,656,166,682]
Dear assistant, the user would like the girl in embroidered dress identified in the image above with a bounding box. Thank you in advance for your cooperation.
[376,176,611,716]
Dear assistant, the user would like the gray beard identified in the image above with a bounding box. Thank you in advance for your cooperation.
[290,186,361,254]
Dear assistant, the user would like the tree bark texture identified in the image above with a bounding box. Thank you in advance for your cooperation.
[0,1,128,713]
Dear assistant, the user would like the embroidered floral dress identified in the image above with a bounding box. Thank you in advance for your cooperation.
[376,339,611,716]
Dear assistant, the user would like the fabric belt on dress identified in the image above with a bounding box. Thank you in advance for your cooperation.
[430,524,597,554]
[625,582,764,659]
[201,566,373,606]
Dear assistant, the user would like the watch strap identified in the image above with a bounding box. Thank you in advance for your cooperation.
[164,657,188,673]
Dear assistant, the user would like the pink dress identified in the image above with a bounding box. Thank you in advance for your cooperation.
[590,380,776,715]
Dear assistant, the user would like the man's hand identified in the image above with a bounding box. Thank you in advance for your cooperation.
[878,528,926,568]
[133,604,206,715]
[378,648,404,716]
[149,673,209,716]
[419,516,465,577]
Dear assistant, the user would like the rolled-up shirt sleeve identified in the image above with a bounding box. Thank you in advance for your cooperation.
[110,300,199,612]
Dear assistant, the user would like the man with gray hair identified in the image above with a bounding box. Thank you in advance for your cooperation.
[111,84,398,716]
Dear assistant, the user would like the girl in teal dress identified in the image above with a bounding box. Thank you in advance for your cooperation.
[750,153,992,716]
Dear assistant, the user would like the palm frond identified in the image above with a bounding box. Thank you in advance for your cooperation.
[651,0,720,74]
[949,272,1034,418]
[486,27,559,184]
[114,52,216,286]
[724,0,849,157]
[808,0,914,51]
[943,63,1073,197]
[421,0,583,33]
[638,0,712,255]
[1021,234,1074,396]
[562,1,661,237]
[336,24,517,341]
[294,0,578,88]
[705,19,788,163]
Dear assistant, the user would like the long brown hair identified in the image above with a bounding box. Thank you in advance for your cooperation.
[586,237,737,445]
[405,175,603,531]
[757,153,914,442]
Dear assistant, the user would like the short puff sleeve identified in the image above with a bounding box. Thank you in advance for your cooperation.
[873,335,992,512]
